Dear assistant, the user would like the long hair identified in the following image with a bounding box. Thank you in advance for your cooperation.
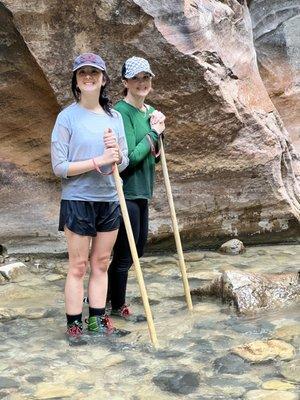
[121,62,128,97]
[71,70,113,116]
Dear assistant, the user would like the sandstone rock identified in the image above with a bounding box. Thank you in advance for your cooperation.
[219,239,245,255]
[244,389,298,400]
[249,0,300,155]
[231,339,295,363]
[0,1,299,249]
[0,262,27,280]
[191,269,300,313]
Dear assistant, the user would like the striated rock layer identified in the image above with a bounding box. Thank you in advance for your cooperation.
[249,0,300,155]
[0,0,299,249]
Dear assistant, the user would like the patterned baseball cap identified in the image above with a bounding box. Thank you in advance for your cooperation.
[72,53,106,72]
[123,56,155,79]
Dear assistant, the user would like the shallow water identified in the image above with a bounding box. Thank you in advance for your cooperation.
[0,244,299,399]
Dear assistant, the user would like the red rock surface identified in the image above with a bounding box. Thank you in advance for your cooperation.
[0,1,299,249]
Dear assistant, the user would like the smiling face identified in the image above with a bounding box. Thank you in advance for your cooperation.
[76,66,104,95]
[124,72,152,99]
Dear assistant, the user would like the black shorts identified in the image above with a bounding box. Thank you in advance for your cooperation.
[59,200,120,237]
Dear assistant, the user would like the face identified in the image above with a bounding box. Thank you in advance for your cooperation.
[76,66,104,94]
[124,72,152,98]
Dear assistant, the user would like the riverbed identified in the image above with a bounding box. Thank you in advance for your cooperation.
[0,244,299,399]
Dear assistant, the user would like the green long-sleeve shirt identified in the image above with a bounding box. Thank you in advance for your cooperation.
[114,100,158,200]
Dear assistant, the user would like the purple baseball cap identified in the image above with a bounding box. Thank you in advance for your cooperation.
[72,53,106,72]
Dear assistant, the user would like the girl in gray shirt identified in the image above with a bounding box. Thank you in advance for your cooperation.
[51,52,128,341]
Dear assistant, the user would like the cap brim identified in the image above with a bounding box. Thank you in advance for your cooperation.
[124,70,155,79]
[73,62,105,72]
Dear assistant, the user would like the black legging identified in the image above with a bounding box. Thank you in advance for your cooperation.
[108,199,149,309]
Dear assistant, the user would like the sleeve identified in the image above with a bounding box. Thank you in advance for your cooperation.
[114,113,129,173]
[51,114,70,178]
[121,111,158,168]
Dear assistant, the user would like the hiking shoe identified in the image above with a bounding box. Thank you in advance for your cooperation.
[65,320,87,346]
[87,315,116,335]
[110,304,133,320]
[66,320,83,337]
[110,304,146,323]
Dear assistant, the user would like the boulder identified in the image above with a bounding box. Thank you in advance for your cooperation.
[219,239,245,255]
[191,269,300,313]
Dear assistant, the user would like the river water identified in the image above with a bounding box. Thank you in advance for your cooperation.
[0,244,299,399]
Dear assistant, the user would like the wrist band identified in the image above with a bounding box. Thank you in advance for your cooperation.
[92,158,116,175]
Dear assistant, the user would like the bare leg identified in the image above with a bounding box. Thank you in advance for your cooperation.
[89,230,119,308]
[64,227,90,315]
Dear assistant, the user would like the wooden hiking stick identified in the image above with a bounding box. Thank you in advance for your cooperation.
[112,167,158,348]
[159,136,193,311]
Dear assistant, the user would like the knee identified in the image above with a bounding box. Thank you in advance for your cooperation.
[68,258,88,279]
[90,253,111,273]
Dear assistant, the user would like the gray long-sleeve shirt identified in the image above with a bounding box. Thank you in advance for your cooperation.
[51,102,128,201]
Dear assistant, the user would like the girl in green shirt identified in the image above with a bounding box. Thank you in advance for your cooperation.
[108,57,165,319]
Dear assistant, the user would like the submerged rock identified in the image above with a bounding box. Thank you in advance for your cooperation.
[231,339,295,363]
[152,370,200,395]
[219,239,245,255]
[191,269,300,313]
[213,354,251,375]
[280,359,300,383]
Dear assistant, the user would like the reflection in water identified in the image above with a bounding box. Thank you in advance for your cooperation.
[0,245,299,399]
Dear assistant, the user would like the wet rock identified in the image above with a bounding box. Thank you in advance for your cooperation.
[152,370,200,395]
[262,380,295,390]
[0,377,20,389]
[183,252,205,262]
[0,307,59,321]
[26,376,45,384]
[244,389,298,400]
[219,239,245,255]
[34,383,76,399]
[213,354,251,375]
[191,269,300,313]
[225,318,274,337]
[155,349,184,359]
[232,339,295,363]
[44,273,64,282]
[0,262,27,280]
[280,359,300,383]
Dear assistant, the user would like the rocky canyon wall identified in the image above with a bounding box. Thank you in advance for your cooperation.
[0,0,299,250]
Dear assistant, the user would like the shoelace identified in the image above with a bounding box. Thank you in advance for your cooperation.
[67,324,82,337]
